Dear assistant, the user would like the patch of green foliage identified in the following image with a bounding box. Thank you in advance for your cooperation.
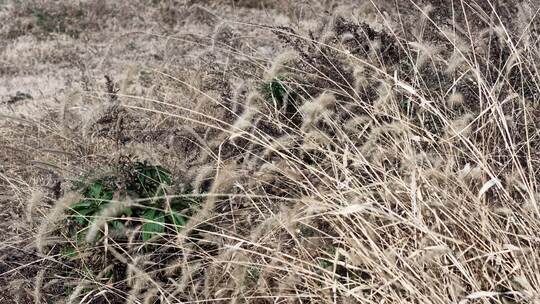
[261,76,299,110]
[56,160,202,301]
[246,266,260,283]
[260,76,304,128]
[66,160,200,247]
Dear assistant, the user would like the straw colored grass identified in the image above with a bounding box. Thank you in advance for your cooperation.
[2,0,540,303]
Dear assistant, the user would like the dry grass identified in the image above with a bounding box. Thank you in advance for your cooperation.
[2,0,540,303]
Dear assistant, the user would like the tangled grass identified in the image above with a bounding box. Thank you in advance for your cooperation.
[3,0,540,303]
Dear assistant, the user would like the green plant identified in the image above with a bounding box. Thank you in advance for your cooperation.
[53,160,202,301]
[66,160,200,245]
[247,266,260,282]
[261,76,298,110]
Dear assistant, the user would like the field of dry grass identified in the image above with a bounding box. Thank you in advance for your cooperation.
[2,0,540,303]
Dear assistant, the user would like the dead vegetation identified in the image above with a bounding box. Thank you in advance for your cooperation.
[2,0,540,303]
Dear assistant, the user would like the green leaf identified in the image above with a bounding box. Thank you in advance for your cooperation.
[77,207,95,216]
[69,200,98,225]
[111,220,125,230]
[71,207,94,224]
[247,266,260,281]
[88,181,103,198]
[137,174,146,187]
[319,259,333,270]
[100,190,114,200]
[169,211,186,231]
[74,215,87,225]
[60,247,79,258]
[70,200,93,210]
[142,209,165,242]
[155,166,172,185]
